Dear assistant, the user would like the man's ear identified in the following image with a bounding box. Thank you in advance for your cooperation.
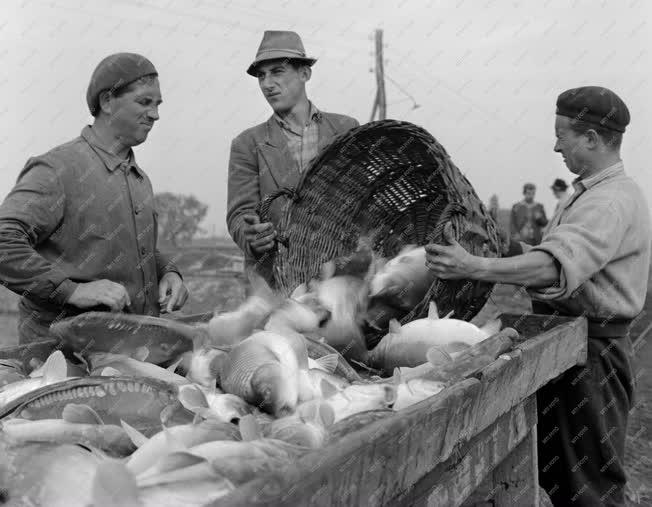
[98,90,114,116]
[584,129,600,150]
[301,65,312,82]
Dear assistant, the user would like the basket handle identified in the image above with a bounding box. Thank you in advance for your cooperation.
[255,186,298,248]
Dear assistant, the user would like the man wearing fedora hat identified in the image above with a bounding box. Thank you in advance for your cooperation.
[227,30,359,286]
[551,178,570,215]
[0,52,188,343]
[425,86,650,506]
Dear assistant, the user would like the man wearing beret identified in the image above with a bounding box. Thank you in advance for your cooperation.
[551,178,570,216]
[227,31,359,287]
[426,86,650,506]
[0,52,188,343]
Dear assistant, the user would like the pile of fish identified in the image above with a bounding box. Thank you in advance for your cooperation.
[0,241,521,506]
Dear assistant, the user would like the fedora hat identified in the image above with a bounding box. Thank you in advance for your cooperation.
[247,31,317,76]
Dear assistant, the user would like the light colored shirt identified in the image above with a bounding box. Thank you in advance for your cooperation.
[553,190,570,216]
[274,102,322,173]
[528,161,651,320]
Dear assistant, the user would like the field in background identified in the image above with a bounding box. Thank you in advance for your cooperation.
[0,242,650,504]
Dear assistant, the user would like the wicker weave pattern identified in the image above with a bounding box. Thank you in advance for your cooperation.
[257,120,502,341]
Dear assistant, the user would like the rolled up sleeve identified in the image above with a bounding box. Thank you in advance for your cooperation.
[0,158,76,306]
[528,196,625,301]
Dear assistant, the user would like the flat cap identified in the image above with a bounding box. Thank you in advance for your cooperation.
[551,178,568,191]
[86,53,158,116]
[556,86,630,133]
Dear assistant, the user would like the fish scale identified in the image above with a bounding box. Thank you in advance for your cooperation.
[220,342,279,405]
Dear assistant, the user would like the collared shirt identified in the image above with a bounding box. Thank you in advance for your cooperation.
[274,102,322,172]
[0,125,179,329]
[529,161,651,320]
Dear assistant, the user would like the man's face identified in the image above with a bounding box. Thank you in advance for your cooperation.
[554,115,588,175]
[256,60,309,114]
[524,188,535,202]
[107,77,161,147]
[552,188,563,199]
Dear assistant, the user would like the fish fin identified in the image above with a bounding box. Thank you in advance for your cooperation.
[134,346,149,362]
[426,346,453,367]
[120,420,149,448]
[480,318,503,338]
[28,357,44,375]
[41,350,67,384]
[166,356,184,373]
[72,352,90,373]
[140,451,207,476]
[62,403,105,425]
[178,384,210,413]
[290,283,309,299]
[92,461,142,507]
[318,403,335,427]
[239,414,261,441]
[320,379,339,399]
[427,301,439,319]
[101,367,122,377]
[320,260,336,280]
[388,319,402,334]
[392,367,402,386]
[443,310,454,319]
[315,353,339,374]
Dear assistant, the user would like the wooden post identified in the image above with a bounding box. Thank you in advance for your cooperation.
[375,29,386,120]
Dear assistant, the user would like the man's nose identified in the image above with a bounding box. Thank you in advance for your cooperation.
[148,106,159,121]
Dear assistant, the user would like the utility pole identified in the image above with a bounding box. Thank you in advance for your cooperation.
[370,28,386,121]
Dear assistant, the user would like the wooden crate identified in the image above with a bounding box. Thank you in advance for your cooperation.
[210,313,587,507]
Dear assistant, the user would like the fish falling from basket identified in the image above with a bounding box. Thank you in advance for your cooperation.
[254,119,503,349]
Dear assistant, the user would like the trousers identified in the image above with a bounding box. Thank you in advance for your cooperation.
[537,335,633,507]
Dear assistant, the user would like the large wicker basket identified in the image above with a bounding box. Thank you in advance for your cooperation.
[257,120,502,346]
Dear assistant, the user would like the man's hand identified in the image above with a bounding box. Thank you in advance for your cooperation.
[243,214,277,256]
[67,280,131,312]
[158,272,189,313]
[425,223,478,280]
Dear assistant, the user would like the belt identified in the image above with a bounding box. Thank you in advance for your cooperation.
[531,301,632,338]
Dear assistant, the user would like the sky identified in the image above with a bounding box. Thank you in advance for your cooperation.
[1,0,651,236]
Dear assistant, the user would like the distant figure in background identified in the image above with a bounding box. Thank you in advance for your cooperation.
[488,194,500,222]
[551,178,570,215]
[510,183,548,245]
[226,31,359,287]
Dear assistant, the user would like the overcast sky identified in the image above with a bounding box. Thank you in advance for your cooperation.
[2,0,650,236]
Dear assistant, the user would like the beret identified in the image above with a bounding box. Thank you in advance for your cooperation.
[556,86,630,133]
[86,53,158,116]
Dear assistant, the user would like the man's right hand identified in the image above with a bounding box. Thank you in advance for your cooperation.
[67,280,131,312]
[243,214,277,256]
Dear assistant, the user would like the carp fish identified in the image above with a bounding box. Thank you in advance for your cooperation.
[0,376,195,437]
[50,312,200,365]
[368,245,436,311]
[88,350,189,386]
[366,302,502,372]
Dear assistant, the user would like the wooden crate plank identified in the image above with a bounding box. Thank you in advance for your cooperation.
[499,313,578,340]
[469,315,586,436]
[393,395,537,507]
[211,379,482,507]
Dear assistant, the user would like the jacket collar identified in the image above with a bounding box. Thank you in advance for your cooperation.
[81,125,144,178]
[573,161,624,192]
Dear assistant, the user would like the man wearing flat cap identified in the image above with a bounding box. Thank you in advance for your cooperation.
[551,178,570,216]
[426,86,650,506]
[227,30,359,287]
[0,52,188,343]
